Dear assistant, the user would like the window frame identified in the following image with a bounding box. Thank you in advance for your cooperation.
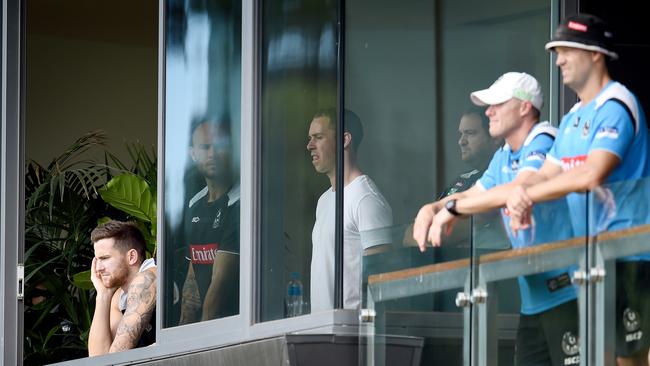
[35,0,577,364]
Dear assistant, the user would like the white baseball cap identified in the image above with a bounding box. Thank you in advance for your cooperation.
[470,72,544,111]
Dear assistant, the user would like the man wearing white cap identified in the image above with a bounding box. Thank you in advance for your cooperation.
[413,72,580,365]
[506,13,650,365]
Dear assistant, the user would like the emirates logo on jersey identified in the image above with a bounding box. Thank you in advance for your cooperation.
[561,155,587,171]
[189,243,220,264]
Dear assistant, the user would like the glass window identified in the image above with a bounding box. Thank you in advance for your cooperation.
[163,0,242,328]
[592,180,650,362]
[349,0,555,365]
[259,0,337,321]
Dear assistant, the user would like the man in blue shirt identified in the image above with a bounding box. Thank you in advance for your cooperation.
[506,14,650,365]
[414,72,579,366]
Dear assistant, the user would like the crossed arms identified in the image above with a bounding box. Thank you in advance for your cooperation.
[506,151,620,228]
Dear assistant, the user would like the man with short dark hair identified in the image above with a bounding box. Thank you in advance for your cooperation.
[506,14,650,365]
[439,109,502,199]
[307,109,393,312]
[88,220,156,356]
[404,110,501,248]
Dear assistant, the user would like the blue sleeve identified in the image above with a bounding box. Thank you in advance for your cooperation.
[547,138,559,164]
[589,100,635,159]
[478,152,499,190]
[518,133,555,173]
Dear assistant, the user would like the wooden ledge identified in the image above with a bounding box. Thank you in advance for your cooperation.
[368,224,650,286]
[368,258,469,285]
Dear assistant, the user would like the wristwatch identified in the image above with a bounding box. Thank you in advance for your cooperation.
[445,199,461,216]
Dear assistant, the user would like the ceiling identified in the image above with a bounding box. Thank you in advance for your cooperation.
[26,0,158,46]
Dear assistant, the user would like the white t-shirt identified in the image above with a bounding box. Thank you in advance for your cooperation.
[310,175,393,312]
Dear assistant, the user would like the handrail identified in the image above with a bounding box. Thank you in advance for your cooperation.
[367,223,650,289]
[368,258,469,285]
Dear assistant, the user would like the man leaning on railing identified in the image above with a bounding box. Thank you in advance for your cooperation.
[506,13,650,366]
[413,71,579,366]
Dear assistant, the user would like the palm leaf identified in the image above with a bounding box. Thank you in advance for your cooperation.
[25,255,61,283]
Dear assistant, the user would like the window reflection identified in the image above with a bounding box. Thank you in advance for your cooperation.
[178,120,240,325]
[347,0,553,364]
[259,0,337,321]
[164,0,241,328]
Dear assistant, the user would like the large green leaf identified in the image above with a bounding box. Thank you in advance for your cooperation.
[71,270,93,290]
[99,174,156,223]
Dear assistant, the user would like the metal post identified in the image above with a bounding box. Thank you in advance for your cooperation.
[475,279,497,366]
[1,0,24,364]
[593,249,616,366]
[334,0,345,310]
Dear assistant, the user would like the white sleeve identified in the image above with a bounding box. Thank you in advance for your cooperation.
[357,194,393,249]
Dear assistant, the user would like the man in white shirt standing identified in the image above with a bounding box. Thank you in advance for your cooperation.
[307,109,393,312]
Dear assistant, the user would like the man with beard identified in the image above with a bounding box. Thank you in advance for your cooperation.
[88,221,156,355]
[439,109,502,198]
[179,119,240,324]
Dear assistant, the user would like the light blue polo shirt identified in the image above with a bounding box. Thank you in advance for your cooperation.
[478,122,577,315]
[547,81,650,260]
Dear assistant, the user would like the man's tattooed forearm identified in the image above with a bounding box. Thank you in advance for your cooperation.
[109,271,156,353]
[179,269,201,324]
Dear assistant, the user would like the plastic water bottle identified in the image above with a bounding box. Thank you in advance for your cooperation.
[285,272,304,317]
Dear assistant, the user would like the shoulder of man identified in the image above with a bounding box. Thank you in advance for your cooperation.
[516,123,557,169]
[594,81,640,134]
[130,268,157,293]
[227,184,241,207]
[188,186,209,208]
[123,269,156,314]
[524,122,557,145]
[349,175,390,205]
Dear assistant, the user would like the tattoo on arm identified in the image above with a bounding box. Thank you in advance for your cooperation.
[109,271,156,353]
[179,266,201,325]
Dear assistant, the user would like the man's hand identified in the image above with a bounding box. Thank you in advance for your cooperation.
[91,257,118,299]
[508,208,531,236]
[427,209,458,250]
[413,203,436,250]
[88,257,121,357]
[413,204,458,252]
[505,185,533,235]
